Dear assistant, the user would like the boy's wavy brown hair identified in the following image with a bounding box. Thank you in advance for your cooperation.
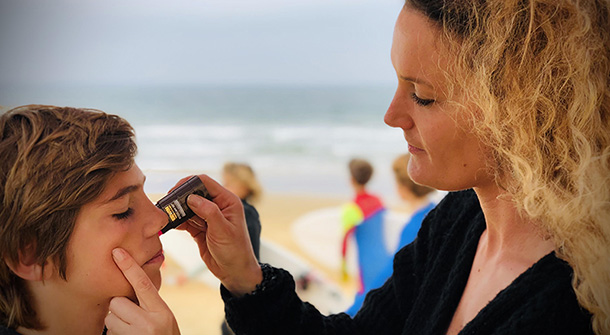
[0,105,136,329]
[349,158,374,186]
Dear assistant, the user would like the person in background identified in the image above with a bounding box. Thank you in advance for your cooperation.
[220,162,263,335]
[340,158,390,317]
[0,105,178,335]
[391,153,436,252]
[178,0,609,334]
[221,162,262,260]
[365,153,437,295]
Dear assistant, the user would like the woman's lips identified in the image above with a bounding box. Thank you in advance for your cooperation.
[144,250,165,265]
[408,143,425,154]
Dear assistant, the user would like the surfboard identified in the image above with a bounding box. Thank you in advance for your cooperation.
[161,231,352,314]
[290,206,411,275]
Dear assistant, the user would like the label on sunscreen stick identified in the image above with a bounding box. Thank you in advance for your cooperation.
[156,176,211,234]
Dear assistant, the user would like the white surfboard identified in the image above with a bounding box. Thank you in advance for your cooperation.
[290,206,411,275]
[161,231,352,315]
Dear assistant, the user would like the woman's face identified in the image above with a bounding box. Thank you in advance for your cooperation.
[384,7,493,192]
[222,171,248,200]
[58,164,168,304]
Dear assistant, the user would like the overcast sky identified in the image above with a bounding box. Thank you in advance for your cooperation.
[0,0,403,87]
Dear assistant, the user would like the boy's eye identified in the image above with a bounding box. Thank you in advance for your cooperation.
[113,208,134,220]
[411,93,435,107]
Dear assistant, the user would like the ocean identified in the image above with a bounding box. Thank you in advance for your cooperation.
[0,84,407,202]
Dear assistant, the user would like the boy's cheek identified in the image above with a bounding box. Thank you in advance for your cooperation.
[110,250,163,294]
[102,254,136,296]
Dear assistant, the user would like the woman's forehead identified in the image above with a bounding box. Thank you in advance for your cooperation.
[392,8,448,88]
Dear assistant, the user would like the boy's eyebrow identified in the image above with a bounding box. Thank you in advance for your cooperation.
[105,185,139,203]
[104,176,146,204]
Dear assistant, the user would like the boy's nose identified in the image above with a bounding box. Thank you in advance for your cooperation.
[146,201,170,236]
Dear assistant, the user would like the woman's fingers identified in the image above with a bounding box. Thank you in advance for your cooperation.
[111,248,165,312]
[106,248,180,335]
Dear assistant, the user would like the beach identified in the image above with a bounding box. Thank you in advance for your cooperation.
[155,192,363,335]
[2,85,413,333]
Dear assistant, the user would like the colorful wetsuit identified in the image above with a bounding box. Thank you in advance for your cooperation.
[340,191,389,316]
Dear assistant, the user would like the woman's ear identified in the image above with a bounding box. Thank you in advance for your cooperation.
[5,245,46,281]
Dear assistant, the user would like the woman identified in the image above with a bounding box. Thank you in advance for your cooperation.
[221,162,262,260]
[220,162,263,335]
[159,0,610,334]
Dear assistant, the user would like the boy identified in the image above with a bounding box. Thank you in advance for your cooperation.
[0,105,177,334]
[340,158,389,316]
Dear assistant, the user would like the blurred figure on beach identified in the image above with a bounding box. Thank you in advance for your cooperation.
[221,162,262,260]
[220,162,262,335]
[391,153,436,253]
[365,153,437,296]
[340,158,391,317]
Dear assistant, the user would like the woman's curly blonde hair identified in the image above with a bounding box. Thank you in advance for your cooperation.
[408,0,610,333]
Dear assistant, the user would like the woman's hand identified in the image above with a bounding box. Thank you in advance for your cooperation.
[105,248,180,335]
[175,175,262,296]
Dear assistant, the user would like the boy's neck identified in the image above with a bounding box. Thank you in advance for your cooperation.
[18,281,109,335]
[352,184,366,194]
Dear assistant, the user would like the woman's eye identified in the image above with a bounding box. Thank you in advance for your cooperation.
[113,208,134,220]
[411,93,435,106]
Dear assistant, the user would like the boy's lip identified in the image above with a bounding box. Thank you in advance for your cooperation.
[144,249,164,265]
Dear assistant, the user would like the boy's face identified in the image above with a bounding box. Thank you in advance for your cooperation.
[60,164,167,303]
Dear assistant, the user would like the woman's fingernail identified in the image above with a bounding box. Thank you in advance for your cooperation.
[112,248,126,261]
[187,194,202,207]
[188,218,204,227]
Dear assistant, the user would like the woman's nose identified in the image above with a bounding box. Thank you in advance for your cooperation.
[384,87,414,130]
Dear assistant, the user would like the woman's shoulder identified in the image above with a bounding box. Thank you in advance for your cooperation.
[393,189,485,270]
[392,189,485,275]
[433,189,480,216]
[421,189,484,236]
[489,252,594,334]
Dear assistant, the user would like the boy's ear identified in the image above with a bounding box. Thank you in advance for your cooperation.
[5,245,47,281]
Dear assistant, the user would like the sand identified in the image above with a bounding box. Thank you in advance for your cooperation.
[157,192,358,335]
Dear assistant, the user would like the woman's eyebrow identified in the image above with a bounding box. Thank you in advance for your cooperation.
[399,74,434,88]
